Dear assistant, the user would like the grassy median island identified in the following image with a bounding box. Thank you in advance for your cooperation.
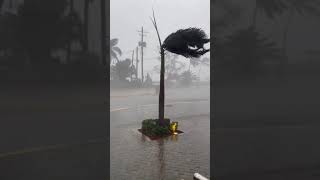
[138,119,183,140]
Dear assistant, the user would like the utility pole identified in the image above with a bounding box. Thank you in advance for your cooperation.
[131,50,134,82]
[138,27,148,84]
[136,46,139,80]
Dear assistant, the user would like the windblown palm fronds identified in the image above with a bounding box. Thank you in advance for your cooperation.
[110,38,122,64]
[162,28,210,58]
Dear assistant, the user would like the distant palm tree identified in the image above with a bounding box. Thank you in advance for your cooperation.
[189,57,200,71]
[110,38,122,64]
[150,10,209,126]
[153,53,185,81]
[197,57,210,81]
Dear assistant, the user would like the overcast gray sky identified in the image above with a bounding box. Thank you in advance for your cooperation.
[111,0,210,81]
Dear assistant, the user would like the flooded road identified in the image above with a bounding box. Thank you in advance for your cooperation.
[110,86,210,180]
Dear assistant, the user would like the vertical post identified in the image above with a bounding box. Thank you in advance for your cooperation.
[136,46,139,79]
[141,26,144,84]
[159,47,165,126]
[131,50,134,81]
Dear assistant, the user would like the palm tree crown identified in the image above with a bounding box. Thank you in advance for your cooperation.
[110,38,122,64]
[162,28,210,58]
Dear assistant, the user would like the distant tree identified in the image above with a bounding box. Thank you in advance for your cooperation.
[153,53,185,81]
[178,70,198,86]
[196,57,210,81]
[150,11,209,126]
[189,57,200,71]
[144,73,153,87]
[110,38,122,64]
[111,58,134,81]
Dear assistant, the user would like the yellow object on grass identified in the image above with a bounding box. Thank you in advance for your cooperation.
[170,122,178,133]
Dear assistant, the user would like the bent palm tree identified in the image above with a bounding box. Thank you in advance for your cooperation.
[150,11,209,126]
[110,38,122,64]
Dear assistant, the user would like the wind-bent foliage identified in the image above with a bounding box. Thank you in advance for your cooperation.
[110,38,122,64]
[150,10,209,126]
[178,71,198,86]
[153,53,185,81]
[111,58,134,81]
[162,28,210,58]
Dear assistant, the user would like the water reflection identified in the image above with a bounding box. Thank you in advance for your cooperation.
[170,134,178,141]
[157,139,165,180]
[139,134,180,180]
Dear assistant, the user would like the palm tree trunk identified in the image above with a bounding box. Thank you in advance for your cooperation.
[159,47,165,126]
[83,0,90,52]
[252,0,258,28]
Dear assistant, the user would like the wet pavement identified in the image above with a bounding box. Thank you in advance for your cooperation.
[110,87,210,180]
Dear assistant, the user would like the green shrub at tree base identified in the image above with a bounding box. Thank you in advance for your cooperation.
[141,118,171,137]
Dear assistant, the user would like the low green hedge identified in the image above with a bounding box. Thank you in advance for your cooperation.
[141,119,171,137]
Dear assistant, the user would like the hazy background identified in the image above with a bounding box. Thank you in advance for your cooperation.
[111,0,210,81]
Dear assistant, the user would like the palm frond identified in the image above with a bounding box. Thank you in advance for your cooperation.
[110,51,119,63]
[110,38,118,47]
[112,46,122,56]
[162,28,210,58]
